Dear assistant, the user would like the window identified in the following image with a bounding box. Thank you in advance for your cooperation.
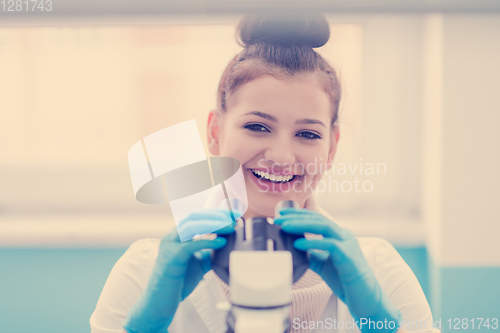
[0,14,423,246]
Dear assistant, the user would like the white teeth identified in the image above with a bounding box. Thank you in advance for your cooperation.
[250,169,294,182]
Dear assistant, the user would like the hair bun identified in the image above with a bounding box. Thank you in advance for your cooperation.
[237,12,330,49]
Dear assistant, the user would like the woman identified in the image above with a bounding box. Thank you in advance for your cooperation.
[90,12,438,333]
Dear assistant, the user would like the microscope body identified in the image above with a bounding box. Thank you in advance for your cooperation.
[226,251,292,333]
[212,201,309,285]
[211,200,309,333]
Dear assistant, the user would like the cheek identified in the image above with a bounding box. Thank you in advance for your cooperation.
[301,144,330,174]
[219,128,261,163]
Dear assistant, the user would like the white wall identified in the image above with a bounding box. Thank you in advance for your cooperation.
[0,15,451,247]
[423,14,500,267]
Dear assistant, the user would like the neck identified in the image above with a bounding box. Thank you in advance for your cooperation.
[242,206,267,220]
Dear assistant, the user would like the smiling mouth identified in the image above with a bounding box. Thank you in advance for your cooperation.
[248,168,301,184]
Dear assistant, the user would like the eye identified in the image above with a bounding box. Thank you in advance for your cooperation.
[297,131,321,140]
[244,123,270,133]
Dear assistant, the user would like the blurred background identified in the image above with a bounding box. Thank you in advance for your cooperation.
[1,1,499,332]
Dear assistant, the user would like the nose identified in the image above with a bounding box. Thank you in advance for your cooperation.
[263,134,296,167]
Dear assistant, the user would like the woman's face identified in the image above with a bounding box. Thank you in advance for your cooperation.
[207,74,339,218]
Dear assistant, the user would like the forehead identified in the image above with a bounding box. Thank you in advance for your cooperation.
[227,75,331,120]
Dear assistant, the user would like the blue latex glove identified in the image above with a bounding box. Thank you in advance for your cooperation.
[274,208,403,333]
[123,208,241,333]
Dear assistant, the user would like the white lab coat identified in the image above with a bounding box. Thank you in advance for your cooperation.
[90,236,440,333]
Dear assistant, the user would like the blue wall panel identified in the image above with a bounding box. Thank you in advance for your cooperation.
[0,248,126,333]
[0,246,429,333]
[428,256,500,332]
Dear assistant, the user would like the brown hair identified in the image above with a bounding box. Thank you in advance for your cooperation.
[216,12,342,127]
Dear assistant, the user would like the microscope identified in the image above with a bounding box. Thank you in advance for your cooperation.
[212,199,309,333]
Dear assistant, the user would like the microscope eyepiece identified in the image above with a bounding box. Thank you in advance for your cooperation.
[274,200,300,218]
[219,198,245,222]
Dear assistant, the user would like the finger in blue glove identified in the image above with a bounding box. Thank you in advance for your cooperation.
[275,208,403,333]
[123,209,237,333]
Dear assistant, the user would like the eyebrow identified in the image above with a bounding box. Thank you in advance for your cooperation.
[243,111,326,128]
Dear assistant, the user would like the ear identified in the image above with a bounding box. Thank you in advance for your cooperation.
[207,109,221,156]
[326,125,339,170]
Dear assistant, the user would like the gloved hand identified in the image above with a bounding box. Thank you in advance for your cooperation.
[274,208,402,333]
[123,208,241,333]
